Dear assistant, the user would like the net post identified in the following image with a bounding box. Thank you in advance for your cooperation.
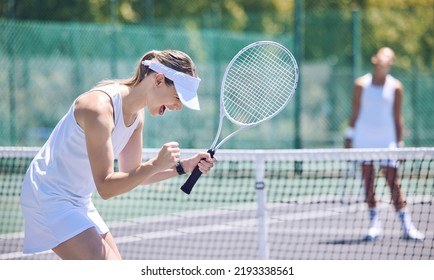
[255,151,269,260]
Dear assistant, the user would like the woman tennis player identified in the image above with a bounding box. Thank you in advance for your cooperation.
[20,50,216,259]
[345,47,424,241]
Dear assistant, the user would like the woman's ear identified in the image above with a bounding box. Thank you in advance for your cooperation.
[154,73,165,86]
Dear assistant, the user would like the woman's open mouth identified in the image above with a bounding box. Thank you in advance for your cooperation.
[159,105,166,115]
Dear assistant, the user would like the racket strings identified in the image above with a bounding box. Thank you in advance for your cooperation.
[225,79,287,124]
[223,44,298,125]
[226,50,296,123]
[226,61,281,121]
[225,64,278,122]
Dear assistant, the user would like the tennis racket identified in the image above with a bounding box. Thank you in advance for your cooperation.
[181,41,299,194]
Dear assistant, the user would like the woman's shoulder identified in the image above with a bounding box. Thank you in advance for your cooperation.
[354,73,371,86]
[387,75,403,90]
[74,90,114,125]
[91,82,119,95]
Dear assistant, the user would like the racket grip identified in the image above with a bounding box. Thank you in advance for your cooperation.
[180,149,214,195]
[180,166,203,194]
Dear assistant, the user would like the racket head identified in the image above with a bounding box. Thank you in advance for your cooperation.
[221,41,298,126]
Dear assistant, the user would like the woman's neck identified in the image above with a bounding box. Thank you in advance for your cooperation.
[120,84,147,117]
[371,72,387,86]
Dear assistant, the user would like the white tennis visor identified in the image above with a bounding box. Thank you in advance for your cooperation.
[142,60,201,110]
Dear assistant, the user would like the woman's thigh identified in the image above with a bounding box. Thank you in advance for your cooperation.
[52,227,121,260]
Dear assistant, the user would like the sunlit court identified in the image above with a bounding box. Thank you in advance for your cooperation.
[1,1,433,275]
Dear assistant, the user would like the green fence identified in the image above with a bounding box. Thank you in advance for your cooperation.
[1,8,433,149]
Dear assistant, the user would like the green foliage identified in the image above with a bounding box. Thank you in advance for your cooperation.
[2,0,432,67]
[1,0,433,147]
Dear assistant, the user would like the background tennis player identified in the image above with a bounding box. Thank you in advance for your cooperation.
[344,47,424,241]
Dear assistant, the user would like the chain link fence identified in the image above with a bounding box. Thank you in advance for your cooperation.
[1,6,433,149]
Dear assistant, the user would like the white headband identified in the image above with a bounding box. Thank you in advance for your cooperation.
[142,60,201,110]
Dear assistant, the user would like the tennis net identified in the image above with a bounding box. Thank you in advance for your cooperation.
[1,147,433,260]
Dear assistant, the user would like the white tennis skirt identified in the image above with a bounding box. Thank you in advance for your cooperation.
[20,182,109,254]
[21,204,108,254]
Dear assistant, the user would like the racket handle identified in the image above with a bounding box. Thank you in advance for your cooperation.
[180,166,203,194]
[180,149,214,195]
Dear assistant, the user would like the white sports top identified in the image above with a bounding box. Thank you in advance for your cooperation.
[20,83,140,253]
[353,73,398,148]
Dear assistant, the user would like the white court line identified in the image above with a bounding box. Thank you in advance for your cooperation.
[0,203,340,260]
[0,198,429,260]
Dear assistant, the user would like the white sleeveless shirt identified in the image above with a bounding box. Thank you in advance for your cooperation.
[353,73,398,149]
[20,83,140,253]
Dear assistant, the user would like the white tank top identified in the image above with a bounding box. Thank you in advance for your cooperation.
[21,83,140,207]
[353,73,397,148]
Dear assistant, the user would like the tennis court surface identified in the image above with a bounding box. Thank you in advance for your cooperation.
[1,147,433,259]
